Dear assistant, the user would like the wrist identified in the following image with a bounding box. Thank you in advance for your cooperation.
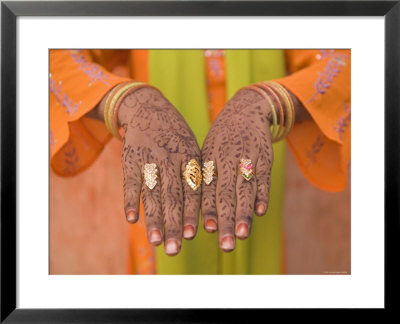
[288,90,310,123]
[263,91,279,125]
[117,86,162,127]
[117,91,136,127]
[240,86,276,125]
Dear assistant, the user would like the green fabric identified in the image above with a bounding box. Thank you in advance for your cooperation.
[149,50,218,274]
[149,50,286,274]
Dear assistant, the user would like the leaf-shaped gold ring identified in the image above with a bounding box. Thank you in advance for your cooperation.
[202,160,215,185]
[184,159,202,191]
[144,163,158,190]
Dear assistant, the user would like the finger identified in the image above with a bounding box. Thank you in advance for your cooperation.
[216,159,237,252]
[141,163,163,246]
[181,157,202,240]
[159,158,184,256]
[122,145,142,223]
[235,157,257,240]
[201,157,218,233]
[254,152,273,216]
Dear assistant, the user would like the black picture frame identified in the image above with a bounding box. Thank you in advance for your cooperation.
[1,0,399,321]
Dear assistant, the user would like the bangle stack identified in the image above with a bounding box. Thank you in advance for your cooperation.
[246,81,295,143]
[103,81,149,141]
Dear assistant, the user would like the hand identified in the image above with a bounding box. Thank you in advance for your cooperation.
[117,87,201,256]
[201,88,274,252]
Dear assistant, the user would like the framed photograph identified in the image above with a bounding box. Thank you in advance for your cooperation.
[1,0,398,321]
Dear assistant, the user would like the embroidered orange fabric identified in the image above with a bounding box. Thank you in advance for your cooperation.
[278,49,351,192]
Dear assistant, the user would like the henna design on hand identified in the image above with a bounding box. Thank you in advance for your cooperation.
[119,87,201,256]
[201,88,274,251]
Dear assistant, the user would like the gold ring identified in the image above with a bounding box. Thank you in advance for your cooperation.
[239,158,254,181]
[183,159,202,191]
[202,160,216,185]
[144,163,158,190]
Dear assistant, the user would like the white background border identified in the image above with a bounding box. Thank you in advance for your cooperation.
[17,17,384,308]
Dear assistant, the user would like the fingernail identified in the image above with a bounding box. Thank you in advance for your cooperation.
[126,210,137,223]
[256,203,266,215]
[149,230,162,245]
[236,223,248,239]
[205,219,217,232]
[221,235,235,252]
[165,239,179,256]
[183,225,195,239]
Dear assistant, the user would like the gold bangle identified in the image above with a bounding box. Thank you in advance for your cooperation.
[107,82,145,133]
[111,83,151,140]
[276,82,295,137]
[105,81,145,140]
[104,82,129,134]
[268,81,295,141]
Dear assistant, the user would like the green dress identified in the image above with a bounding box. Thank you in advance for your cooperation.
[149,50,286,274]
